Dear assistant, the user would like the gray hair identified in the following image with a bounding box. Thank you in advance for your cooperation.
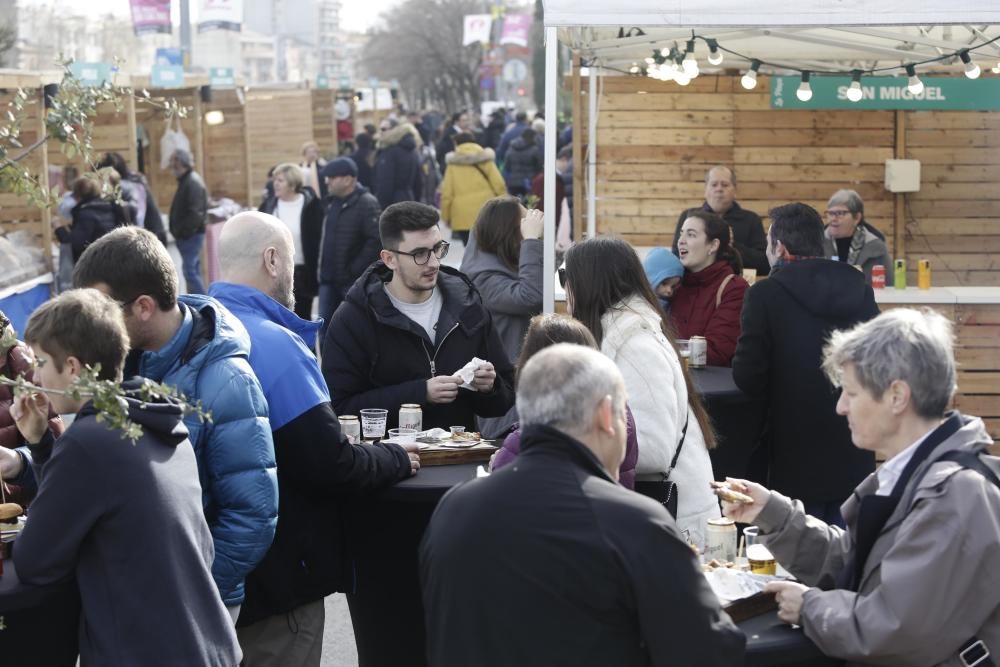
[827,189,865,216]
[517,343,626,437]
[823,308,956,418]
[171,148,194,169]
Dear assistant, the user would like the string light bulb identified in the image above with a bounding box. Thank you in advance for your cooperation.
[959,50,981,79]
[905,64,924,95]
[993,62,1000,74]
[707,39,724,66]
[796,71,813,102]
[629,62,640,75]
[682,40,699,77]
[846,70,864,102]
[741,59,761,90]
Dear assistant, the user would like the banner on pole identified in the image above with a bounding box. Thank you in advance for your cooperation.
[130,0,172,36]
[198,0,243,33]
[499,14,531,47]
[462,14,492,46]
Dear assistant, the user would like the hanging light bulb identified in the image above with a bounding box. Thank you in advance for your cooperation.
[682,40,699,77]
[707,39,724,66]
[629,62,640,75]
[906,64,924,95]
[959,50,981,79]
[644,56,655,65]
[660,47,671,58]
[796,71,813,102]
[741,59,761,90]
[674,69,691,86]
[993,61,1000,74]
[846,70,864,102]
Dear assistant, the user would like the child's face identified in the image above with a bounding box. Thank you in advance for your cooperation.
[656,277,682,300]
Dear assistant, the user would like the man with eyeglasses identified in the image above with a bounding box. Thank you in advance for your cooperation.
[321,201,515,434]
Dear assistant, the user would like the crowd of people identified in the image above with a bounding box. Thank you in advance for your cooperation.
[2,105,998,667]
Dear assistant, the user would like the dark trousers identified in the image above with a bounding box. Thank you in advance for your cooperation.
[292,264,315,321]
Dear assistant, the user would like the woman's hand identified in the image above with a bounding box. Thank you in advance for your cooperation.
[520,209,544,240]
[712,477,771,524]
[765,581,809,625]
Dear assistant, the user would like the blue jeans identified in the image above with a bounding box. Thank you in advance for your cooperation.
[317,283,345,347]
[176,233,206,294]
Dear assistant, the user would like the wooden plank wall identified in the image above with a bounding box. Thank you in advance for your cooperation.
[0,89,46,232]
[588,74,1000,277]
[311,89,337,153]
[245,90,315,201]
[136,89,201,213]
[203,89,249,206]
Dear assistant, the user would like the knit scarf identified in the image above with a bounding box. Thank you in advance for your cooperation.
[845,223,868,266]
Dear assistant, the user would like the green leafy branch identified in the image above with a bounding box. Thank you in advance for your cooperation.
[0,365,211,445]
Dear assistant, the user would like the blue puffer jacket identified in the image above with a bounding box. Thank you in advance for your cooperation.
[126,294,278,606]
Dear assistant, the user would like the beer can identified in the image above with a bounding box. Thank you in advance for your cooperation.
[894,259,907,289]
[871,264,886,289]
[918,259,931,290]
[705,517,737,563]
[339,416,361,445]
[399,403,423,432]
[689,336,707,368]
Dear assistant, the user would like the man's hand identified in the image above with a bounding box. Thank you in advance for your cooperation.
[765,581,809,625]
[401,442,420,476]
[426,375,462,404]
[715,477,771,525]
[0,445,25,479]
[520,209,544,240]
[10,392,50,446]
[472,362,496,392]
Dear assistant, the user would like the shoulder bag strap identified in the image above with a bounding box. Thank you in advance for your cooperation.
[663,412,690,482]
[715,273,735,308]
[474,163,504,195]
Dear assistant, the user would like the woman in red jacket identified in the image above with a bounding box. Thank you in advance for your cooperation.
[671,211,750,366]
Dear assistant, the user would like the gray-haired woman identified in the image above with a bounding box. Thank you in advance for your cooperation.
[719,308,1000,666]
[823,188,893,286]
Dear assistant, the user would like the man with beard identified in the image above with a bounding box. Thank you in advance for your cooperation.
[208,212,419,666]
[322,201,515,432]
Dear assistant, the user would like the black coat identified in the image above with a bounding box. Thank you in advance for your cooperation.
[349,147,376,190]
[58,198,125,262]
[673,202,770,276]
[419,424,746,667]
[374,127,423,208]
[732,258,879,503]
[125,174,167,245]
[317,185,381,296]
[259,186,325,293]
[169,169,208,240]
[321,263,515,431]
[503,135,543,191]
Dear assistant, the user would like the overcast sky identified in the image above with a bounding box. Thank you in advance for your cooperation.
[79,0,397,33]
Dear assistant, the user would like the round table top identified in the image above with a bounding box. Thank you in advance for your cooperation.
[383,462,480,502]
[741,611,839,666]
[690,365,744,399]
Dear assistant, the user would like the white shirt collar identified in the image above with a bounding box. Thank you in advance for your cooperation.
[875,425,938,497]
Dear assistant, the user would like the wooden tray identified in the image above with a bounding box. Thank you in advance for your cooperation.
[419,443,497,466]
[724,591,777,623]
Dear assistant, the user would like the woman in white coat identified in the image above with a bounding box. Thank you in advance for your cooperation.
[563,237,721,548]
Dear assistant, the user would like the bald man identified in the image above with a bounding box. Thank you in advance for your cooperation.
[208,212,419,667]
[671,166,770,276]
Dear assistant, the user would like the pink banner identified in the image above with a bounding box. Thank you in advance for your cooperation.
[130,0,172,36]
[500,14,531,48]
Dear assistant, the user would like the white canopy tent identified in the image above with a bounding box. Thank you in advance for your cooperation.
[539,1,1000,311]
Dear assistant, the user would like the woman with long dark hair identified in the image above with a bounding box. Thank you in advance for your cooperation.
[564,237,720,546]
[672,211,750,366]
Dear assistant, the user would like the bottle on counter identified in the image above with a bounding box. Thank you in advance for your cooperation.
[918,259,932,290]
[894,259,907,289]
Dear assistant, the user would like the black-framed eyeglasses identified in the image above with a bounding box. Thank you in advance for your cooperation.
[825,209,853,218]
[389,241,450,266]
[118,295,141,311]
[558,267,567,289]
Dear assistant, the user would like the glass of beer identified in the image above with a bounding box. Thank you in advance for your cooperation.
[744,527,777,575]
[677,339,691,369]
[360,409,388,442]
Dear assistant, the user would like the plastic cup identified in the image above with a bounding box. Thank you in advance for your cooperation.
[449,426,466,435]
[360,409,388,440]
[387,427,418,445]
[744,527,777,575]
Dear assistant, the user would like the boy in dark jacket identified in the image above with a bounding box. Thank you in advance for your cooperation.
[12,289,241,667]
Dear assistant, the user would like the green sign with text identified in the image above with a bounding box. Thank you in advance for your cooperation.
[210,67,235,88]
[771,75,1000,110]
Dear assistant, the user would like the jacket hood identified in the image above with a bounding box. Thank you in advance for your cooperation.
[379,123,422,150]
[510,135,536,151]
[78,377,190,447]
[643,247,684,289]
[769,258,875,320]
[446,144,495,165]
[208,282,322,349]
[459,230,517,280]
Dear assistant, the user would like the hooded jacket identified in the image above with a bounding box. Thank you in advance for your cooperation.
[209,283,410,627]
[321,262,515,432]
[670,259,750,367]
[732,258,878,503]
[440,144,506,232]
[374,123,424,208]
[15,382,241,666]
[124,294,278,606]
[58,198,126,262]
[823,223,894,287]
[755,413,1000,666]
[420,424,745,667]
[503,134,543,192]
[317,183,381,294]
[259,186,325,294]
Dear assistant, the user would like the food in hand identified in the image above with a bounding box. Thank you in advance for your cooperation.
[0,502,24,522]
[710,482,754,505]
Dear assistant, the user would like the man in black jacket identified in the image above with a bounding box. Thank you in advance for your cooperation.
[210,211,419,666]
[317,157,383,341]
[732,202,878,526]
[168,148,209,293]
[672,165,770,276]
[322,201,514,432]
[420,343,745,667]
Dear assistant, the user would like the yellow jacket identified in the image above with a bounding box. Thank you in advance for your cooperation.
[440,143,507,232]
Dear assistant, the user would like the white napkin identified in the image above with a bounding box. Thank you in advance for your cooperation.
[456,357,488,391]
[476,465,490,478]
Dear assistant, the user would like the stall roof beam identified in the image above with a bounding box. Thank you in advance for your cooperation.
[761,30,942,61]
[831,26,977,52]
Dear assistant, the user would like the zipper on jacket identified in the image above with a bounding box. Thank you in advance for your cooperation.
[423,322,459,376]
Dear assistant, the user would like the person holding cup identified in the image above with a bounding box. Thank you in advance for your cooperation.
[717,308,1000,666]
